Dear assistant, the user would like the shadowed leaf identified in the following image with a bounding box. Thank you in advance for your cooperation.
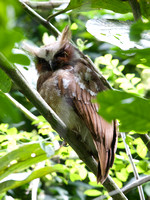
[97,90,150,132]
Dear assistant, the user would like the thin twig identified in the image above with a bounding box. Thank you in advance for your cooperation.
[121,132,145,200]
[19,0,60,37]
[94,175,150,200]
[4,93,38,122]
[128,0,142,21]
[30,162,45,200]
[31,178,40,200]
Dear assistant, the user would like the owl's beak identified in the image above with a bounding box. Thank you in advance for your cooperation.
[48,60,53,71]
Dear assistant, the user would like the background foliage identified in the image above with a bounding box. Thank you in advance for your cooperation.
[0,0,150,199]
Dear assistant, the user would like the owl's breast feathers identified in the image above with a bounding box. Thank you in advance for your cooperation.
[37,56,117,183]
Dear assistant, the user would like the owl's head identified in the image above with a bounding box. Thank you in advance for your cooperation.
[24,26,80,73]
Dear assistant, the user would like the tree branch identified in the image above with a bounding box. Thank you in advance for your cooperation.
[128,0,142,21]
[19,0,60,37]
[23,0,69,10]
[0,52,127,200]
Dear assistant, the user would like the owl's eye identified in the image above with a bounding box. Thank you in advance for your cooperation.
[54,49,68,58]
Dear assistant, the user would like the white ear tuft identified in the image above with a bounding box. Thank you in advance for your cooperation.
[58,26,71,46]
[22,41,41,56]
[22,41,49,60]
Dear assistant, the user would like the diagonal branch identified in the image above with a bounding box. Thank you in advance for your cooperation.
[19,0,60,37]
[128,0,142,21]
[23,0,69,10]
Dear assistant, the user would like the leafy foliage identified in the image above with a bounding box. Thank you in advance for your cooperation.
[65,0,131,14]
[97,90,150,132]
[86,19,150,50]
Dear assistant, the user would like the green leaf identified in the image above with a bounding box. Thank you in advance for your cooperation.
[126,164,133,173]
[0,123,9,132]
[116,168,129,182]
[84,189,101,196]
[112,161,126,171]
[117,48,150,67]
[86,19,133,50]
[137,161,149,172]
[70,172,81,182]
[86,19,150,50]
[125,135,134,147]
[88,172,97,183]
[136,143,147,158]
[0,166,58,193]
[0,92,22,123]
[65,0,131,14]
[97,90,150,132]
[9,53,30,66]
[130,21,150,42]
[48,0,131,21]
[118,65,125,72]
[112,178,123,188]
[78,165,87,180]
[7,127,18,135]
[0,142,52,181]
[144,183,150,196]
[117,141,125,149]
[52,164,69,174]
[0,68,11,93]
[0,28,23,56]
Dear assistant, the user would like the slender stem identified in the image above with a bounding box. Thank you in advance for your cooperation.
[31,162,45,200]
[123,175,150,194]
[47,8,68,21]
[103,176,127,200]
[128,0,142,21]
[121,132,145,200]
[31,178,40,200]
[19,0,60,37]
[4,93,38,122]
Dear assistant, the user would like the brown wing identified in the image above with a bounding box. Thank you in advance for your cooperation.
[73,86,117,183]
[57,63,117,183]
